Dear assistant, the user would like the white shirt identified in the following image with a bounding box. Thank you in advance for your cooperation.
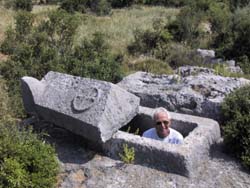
[142,128,184,144]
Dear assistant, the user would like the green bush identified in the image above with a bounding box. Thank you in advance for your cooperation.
[238,55,250,74]
[0,119,59,188]
[14,0,32,11]
[142,0,187,7]
[129,58,173,75]
[71,32,124,82]
[90,0,112,16]
[0,79,11,119]
[128,19,172,57]
[168,0,231,48]
[3,0,33,11]
[229,0,250,10]
[221,85,250,169]
[164,44,204,69]
[60,0,111,15]
[0,10,124,117]
[108,0,137,8]
[60,0,88,13]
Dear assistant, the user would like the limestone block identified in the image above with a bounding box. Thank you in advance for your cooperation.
[117,69,250,121]
[103,106,221,177]
[21,71,140,143]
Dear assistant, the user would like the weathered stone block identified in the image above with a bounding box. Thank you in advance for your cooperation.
[103,106,221,177]
[117,70,250,121]
[21,71,140,143]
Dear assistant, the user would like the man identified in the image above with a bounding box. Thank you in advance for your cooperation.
[142,107,183,144]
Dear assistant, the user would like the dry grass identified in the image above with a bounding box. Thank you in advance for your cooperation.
[0,6,14,42]
[76,5,179,54]
[32,4,59,14]
[0,5,179,54]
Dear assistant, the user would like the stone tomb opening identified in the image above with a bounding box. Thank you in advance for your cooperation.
[103,106,221,178]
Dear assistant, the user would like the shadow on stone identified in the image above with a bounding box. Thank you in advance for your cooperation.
[32,121,96,165]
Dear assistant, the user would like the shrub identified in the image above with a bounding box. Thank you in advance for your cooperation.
[14,0,32,11]
[108,0,137,8]
[3,0,33,11]
[128,19,172,57]
[60,0,87,13]
[142,0,187,7]
[128,58,173,75]
[60,0,111,15]
[0,120,59,187]
[221,85,250,169]
[238,55,250,74]
[162,43,204,69]
[71,32,124,82]
[0,79,11,118]
[168,0,231,48]
[229,0,250,10]
[0,10,124,117]
[90,0,112,16]
[119,144,135,164]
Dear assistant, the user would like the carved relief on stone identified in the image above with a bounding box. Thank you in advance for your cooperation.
[72,87,100,112]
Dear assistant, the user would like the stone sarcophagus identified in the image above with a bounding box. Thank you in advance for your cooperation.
[21,71,140,143]
[21,71,221,178]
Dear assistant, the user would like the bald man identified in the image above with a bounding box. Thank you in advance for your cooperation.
[142,107,183,144]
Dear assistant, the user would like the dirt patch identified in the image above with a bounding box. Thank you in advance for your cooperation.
[0,53,8,62]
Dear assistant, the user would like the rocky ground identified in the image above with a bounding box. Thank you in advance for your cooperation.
[39,123,250,188]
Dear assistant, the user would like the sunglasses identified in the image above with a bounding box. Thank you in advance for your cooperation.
[156,120,170,126]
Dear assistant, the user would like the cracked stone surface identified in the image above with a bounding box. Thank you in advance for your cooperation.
[117,68,250,121]
[37,122,250,188]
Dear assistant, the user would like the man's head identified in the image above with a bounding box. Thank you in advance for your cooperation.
[153,107,171,138]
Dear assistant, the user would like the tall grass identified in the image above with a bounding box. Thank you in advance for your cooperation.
[0,6,14,42]
[76,6,179,54]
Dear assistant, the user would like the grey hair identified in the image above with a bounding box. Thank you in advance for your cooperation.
[153,107,171,121]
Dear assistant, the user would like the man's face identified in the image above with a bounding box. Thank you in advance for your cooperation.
[154,112,171,138]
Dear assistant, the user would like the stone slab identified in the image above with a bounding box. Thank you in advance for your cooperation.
[21,71,140,143]
[117,70,250,121]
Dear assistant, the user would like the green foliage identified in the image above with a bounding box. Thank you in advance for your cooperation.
[91,0,112,16]
[142,0,187,7]
[108,0,137,8]
[0,10,124,117]
[125,126,140,135]
[221,85,250,169]
[60,0,111,15]
[119,144,135,164]
[128,19,172,57]
[168,0,231,48]
[164,44,204,69]
[238,55,250,74]
[213,64,231,77]
[69,32,124,82]
[0,79,11,119]
[229,0,250,10]
[214,5,250,63]
[0,120,59,188]
[129,58,173,75]
[3,0,33,11]
[14,0,32,11]
[60,0,87,13]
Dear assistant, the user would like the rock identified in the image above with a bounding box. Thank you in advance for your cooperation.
[21,71,140,143]
[196,49,215,58]
[175,66,215,77]
[225,66,243,74]
[117,68,250,121]
[225,60,236,67]
[47,120,250,188]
